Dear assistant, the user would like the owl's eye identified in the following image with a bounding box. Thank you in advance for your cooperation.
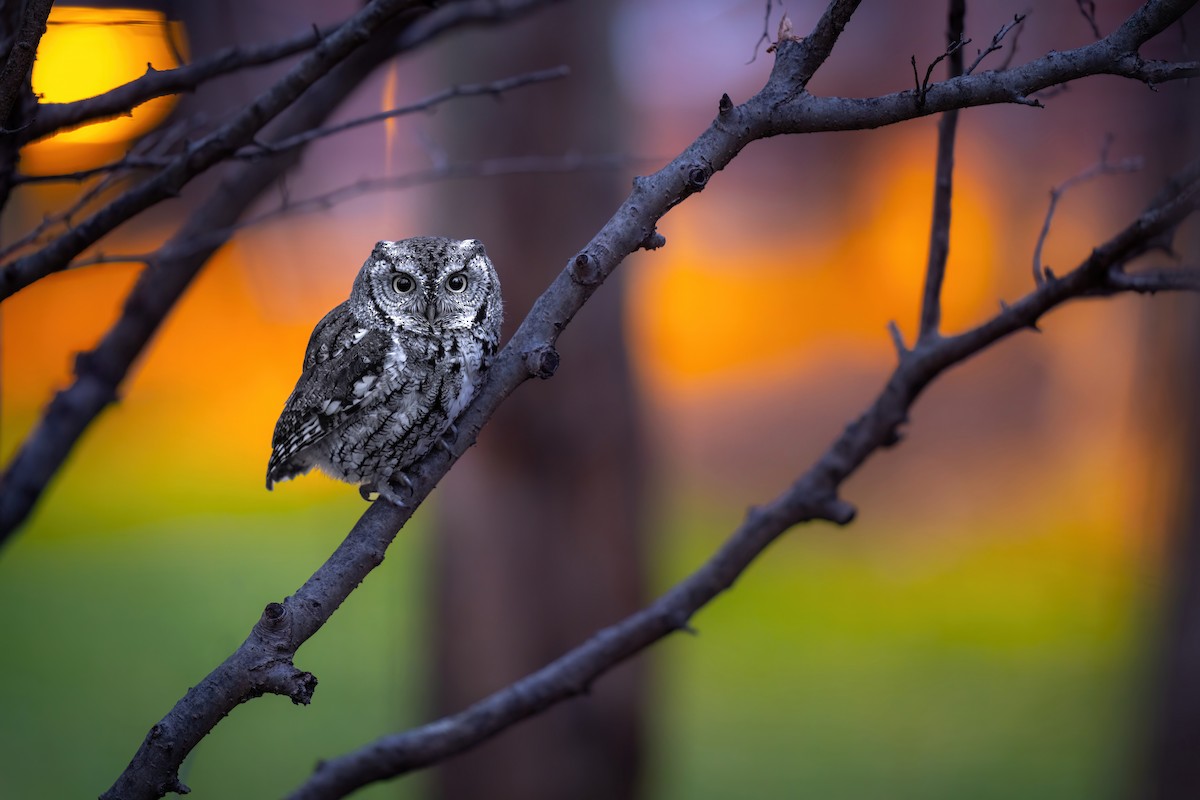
[445,272,469,293]
[392,273,416,294]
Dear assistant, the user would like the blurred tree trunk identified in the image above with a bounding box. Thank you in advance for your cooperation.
[426,5,648,800]
[1139,29,1200,797]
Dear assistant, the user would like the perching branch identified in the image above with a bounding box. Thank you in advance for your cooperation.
[92,2,1199,798]
[284,145,1200,800]
[917,0,966,342]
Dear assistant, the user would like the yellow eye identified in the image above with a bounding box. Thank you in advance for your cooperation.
[446,273,468,293]
[392,273,416,294]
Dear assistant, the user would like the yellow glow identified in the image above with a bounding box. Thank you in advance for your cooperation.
[24,7,183,162]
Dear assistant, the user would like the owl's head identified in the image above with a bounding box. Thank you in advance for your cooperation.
[351,237,502,339]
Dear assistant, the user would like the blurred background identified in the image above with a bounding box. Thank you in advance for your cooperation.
[2,0,1198,798]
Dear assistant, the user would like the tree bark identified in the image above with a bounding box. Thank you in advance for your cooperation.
[427,5,648,799]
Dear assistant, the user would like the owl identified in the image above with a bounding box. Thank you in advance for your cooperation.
[266,237,503,503]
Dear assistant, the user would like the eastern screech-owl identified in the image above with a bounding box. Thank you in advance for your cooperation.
[266,237,503,502]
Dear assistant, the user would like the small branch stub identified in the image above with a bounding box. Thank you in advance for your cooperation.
[569,251,602,285]
[718,92,733,115]
[526,346,559,380]
[687,166,710,190]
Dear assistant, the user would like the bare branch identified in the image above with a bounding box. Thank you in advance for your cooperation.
[912,34,970,108]
[11,66,572,185]
[1077,0,1103,39]
[917,0,966,342]
[747,0,778,64]
[1032,135,1143,286]
[19,21,334,144]
[71,152,643,270]
[242,65,570,157]
[966,13,1027,75]
[0,0,426,302]
[284,153,1200,800]
[1104,266,1200,293]
[0,0,52,127]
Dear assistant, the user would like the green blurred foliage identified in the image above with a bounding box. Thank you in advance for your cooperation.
[0,479,1145,799]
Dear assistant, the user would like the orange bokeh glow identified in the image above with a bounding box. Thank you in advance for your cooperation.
[22,7,183,171]
[629,133,997,395]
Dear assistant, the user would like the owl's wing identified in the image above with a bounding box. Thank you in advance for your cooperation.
[266,303,392,489]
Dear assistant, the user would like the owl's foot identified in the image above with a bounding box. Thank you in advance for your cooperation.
[365,472,414,508]
[437,423,459,453]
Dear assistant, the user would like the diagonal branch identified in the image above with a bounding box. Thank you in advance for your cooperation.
[0,0,425,302]
[917,0,965,342]
[18,20,336,144]
[284,156,1200,800]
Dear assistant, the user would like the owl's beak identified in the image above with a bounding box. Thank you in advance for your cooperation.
[425,303,438,324]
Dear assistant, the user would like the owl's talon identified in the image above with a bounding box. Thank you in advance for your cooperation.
[359,483,378,501]
[374,480,407,507]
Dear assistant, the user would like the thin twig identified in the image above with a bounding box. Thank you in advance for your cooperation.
[913,34,970,108]
[748,0,778,64]
[917,0,965,342]
[70,153,644,269]
[1032,135,1143,285]
[11,67,571,184]
[243,65,570,157]
[966,13,1027,75]
[1077,0,1102,39]
[0,117,193,260]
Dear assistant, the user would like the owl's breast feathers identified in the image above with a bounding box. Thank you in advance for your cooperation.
[265,303,392,489]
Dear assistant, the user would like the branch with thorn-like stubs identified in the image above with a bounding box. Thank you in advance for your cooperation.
[1033,136,1143,286]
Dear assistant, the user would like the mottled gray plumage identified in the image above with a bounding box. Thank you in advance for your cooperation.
[266,237,503,500]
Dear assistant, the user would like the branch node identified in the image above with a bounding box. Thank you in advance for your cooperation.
[162,776,191,796]
[525,345,560,380]
[718,92,734,115]
[569,251,602,285]
[887,320,909,359]
[823,497,857,525]
[686,165,711,191]
[640,228,666,251]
